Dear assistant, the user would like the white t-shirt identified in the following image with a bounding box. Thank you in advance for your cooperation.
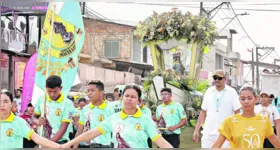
[255,104,280,126]
[201,85,241,136]
[13,98,21,116]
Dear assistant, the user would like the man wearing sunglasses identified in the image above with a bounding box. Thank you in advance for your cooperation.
[193,69,241,148]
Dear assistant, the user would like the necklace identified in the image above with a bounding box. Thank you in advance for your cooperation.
[261,106,271,118]
[214,90,226,112]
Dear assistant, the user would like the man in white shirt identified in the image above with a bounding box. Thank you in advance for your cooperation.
[193,69,241,148]
[13,89,22,115]
[255,90,280,148]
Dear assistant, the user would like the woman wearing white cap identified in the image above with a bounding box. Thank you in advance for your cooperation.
[254,90,280,148]
[110,85,126,113]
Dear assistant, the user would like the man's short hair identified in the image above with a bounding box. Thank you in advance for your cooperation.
[88,80,104,91]
[78,98,87,104]
[161,87,172,93]
[46,75,62,89]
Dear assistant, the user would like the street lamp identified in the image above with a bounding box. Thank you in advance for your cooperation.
[239,36,249,41]
[221,17,232,20]
[218,12,249,34]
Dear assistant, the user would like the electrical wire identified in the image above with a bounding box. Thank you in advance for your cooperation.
[209,3,223,20]
[209,2,251,52]
[259,49,273,61]
[273,50,280,59]
[103,2,280,12]
[229,3,259,46]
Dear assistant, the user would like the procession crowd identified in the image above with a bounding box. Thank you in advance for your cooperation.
[1,69,280,148]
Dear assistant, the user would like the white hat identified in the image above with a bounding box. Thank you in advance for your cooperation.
[1,89,8,93]
[260,90,270,96]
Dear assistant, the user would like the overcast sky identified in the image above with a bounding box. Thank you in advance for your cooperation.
[87,2,280,83]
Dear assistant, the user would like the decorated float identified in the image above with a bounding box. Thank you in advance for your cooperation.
[134,8,216,126]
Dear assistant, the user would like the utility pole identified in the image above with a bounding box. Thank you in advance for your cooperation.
[200,2,203,16]
[256,47,260,93]
[255,46,275,93]
[252,48,255,88]
[200,2,226,18]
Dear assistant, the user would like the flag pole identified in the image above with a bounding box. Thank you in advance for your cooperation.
[39,3,56,143]
[0,1,3,144]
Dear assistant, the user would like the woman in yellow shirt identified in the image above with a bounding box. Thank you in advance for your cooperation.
[212,86,280,148]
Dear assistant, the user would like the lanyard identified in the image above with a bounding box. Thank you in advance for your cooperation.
[213,89,226,112]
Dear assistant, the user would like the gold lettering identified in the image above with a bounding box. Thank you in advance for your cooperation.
[60,42,76,58]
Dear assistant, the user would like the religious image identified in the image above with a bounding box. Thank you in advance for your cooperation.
[116,132,130,148]
[84,120,91,145]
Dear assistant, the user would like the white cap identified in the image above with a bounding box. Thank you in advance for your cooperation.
[1,89,8,93]
[260,90,270,96]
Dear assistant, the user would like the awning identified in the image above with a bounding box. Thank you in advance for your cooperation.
[112,60,154,77]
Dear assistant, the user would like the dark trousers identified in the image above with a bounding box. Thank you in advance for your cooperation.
[162,134,180,148]
[23,138,37,148]
[147,138,152,148]
[79,144,110,148]
[56,140,68,144]
[78,145,90,148]
[264,126,276,148]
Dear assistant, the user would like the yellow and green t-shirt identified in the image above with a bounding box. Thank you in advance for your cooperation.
[156,101,187,135]
[219,114,274,148]
[140,106,152,118]
[34,93,76,141]
[109,100,123,113]
[97,108,161,148]
[0,113,34,148]
[79,101,114,145]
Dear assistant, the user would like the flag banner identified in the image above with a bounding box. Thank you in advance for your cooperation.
[21,52,38,113]
[32,2,85,106]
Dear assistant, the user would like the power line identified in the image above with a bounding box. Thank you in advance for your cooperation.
[105,2,280,12]
[259,49,273,61]
[233,3,280,6]
[229,3,258,46]
[209,3,223,20]
[273,49,280,59]
[209,2,252,52]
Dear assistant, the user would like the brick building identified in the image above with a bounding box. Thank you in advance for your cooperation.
[74,17,153,92]
[79,17,153,75]
[81,17,134,64]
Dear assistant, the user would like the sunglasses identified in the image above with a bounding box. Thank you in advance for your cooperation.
[213,76,224,81]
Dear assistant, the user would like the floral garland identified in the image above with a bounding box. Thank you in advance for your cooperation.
[134,8,217,53]
[143,69,193,92]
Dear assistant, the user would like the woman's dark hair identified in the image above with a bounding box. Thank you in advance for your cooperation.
[270,94,275,99]
[3,91,13,102]
[46,75,62,89]
[78,98,87,104]
[123,84,142,99]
